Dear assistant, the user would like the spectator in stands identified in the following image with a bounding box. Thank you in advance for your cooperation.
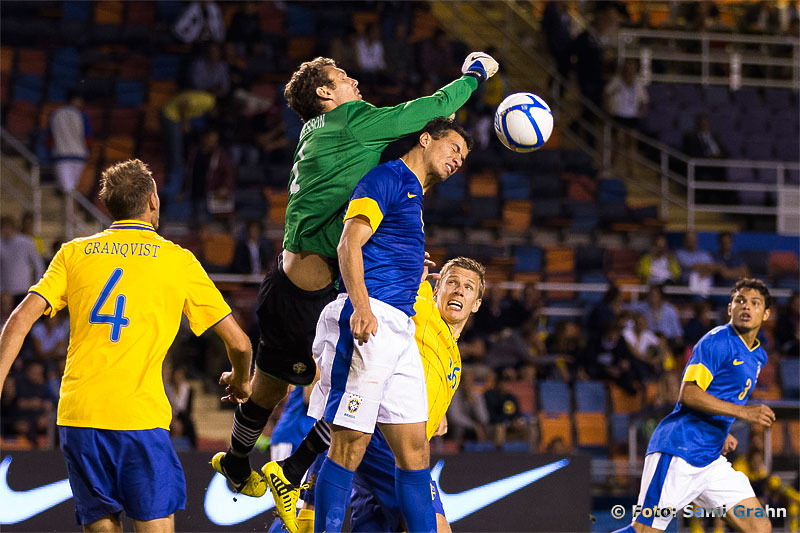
[712,231,750,285]
[355,23,387,85]
[47,91,92,195]
[183,129,235,222]
[227,2,262,54]
[632,284,684,348]
[173,0,225,44]
[581,315,645,394]
[585,283,622,342]
[165,366,196,449]
[0,216,44,307]
[161,90,217,174]
[636,234,681,285]
[683,113,726,191]
[447,366,490,448]
[683,299,714,347]
[622,312,660,367]
[1,378,28,440]
[190,43,231,97]
[480,46,508,110]
[329,28,359,76]
[484,369,529,449]
[20,212,43,258]
[30,313,69,363]
[485,329,532,374]
[541,2,572,83]
[231,221,270,275]
[14,359,54,446]
[545,319,583,381]
[676,230,716,295]
[383,22,415,87]
[775,291,799,356]
[604,58,648,176]
[570,3,618,144]
[419,29,459,86]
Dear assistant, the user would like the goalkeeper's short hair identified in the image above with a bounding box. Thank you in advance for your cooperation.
[285,57,337,122]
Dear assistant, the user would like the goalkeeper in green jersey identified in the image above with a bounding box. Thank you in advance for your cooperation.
[212,52,499,504]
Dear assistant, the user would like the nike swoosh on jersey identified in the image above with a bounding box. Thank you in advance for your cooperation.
[408,192,418,198]
[733,359,744,365]
[204,459,569,525]
[431,458,569,522]
[0,456,73,524]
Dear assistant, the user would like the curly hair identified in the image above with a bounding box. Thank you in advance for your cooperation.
[284,57,337,122]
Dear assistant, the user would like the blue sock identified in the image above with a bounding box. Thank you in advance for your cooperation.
[611,525,636,533]
[395,466,437,533]
[314,457,354,533]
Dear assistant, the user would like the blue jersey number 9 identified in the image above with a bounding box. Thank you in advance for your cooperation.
[90,268,130,342]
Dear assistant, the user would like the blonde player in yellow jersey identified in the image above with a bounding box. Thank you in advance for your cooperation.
[265,256,484,533]
[0,159,254,533]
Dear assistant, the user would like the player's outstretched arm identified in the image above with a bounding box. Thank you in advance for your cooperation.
[214,315,253,403]
[337,216,377,345]
[679,381,775,426]
[0,294,47,391]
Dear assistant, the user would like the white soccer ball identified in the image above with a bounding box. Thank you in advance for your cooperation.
[494,92,554,152]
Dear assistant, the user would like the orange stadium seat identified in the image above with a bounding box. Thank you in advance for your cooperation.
[94,1,123,25]
[1,47,14,74]
[287,37,315,61]
[202,232,235,270]
[537,413,572,452]
[468,171,499,198]
[768,250,798,277]
[544,272,575,300]
[771,421,785,456]
[267,189,289,226]
[143,108,160,134]
[5,101,37,138]
[352,11,379,33]
[502,200,532,233]
[105,135,135,162]
[788,421,799,455]
[508,379,534,416]
[77,163,97,196]
[125,2,155,25]
[83,105,107,139]
[575,412,608,447]
[544,247,575,273]
[38,102,61,129]
[644,382,659,405]
[513,272,542,283]
[16,49,47,76]
[610,385,643,414]
[109,108,141,137]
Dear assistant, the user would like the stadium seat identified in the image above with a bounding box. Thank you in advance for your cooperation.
[780,359,800,399]
[125,2,155,25]
[105,136,136,162]
[537,413,572,452]
[575,245,606,274]
[574,413,608,447]
[201,232,235,271]
[500,172,530,200]
[508,379,535,416]
[608,249,639,277]
[1,47,14,74]
[513,246,542,273]
[574,381,607,413]
[610,413,630,445]
[235,189,268,220]
[63,1,91,21]
[95,0,123,24]
[267,189,289,226]
[436,172,466,201]
[544,247,574,274]
[38,102,60,129]
[545,273,575,300]
[77,163,98,196]
[115,80,145,107]
[287,37,316,62]
[739,250,768,277]
[463,441,495,453]
[150,55,181,81]
[538,380,571,414]
[12,73,43,103]
[768,250,799,278]
[286,3,316,35]
[502,200,532,233]
[468,171,499,198]
[16,49,48,76]
[109,108,141,137]
[469,197,500,224]
[609,385,643,414]
[5,101,38,139]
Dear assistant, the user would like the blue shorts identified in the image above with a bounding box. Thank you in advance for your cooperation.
[58,426,186,525]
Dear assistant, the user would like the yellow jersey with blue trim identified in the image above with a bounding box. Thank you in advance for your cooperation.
[646,323,767,467]
[413,282,461,439]
[28,220,231,431]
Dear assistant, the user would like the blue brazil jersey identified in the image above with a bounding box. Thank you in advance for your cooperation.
[647,323,767,467]
[342,159,424,316]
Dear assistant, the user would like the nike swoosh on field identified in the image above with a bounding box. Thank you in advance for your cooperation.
[204,473,275,525]
[0,456,73,524]
[431,458,569,522]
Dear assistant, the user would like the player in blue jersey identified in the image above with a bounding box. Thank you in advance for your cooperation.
[614,278,776,533]
[306,117,472,533]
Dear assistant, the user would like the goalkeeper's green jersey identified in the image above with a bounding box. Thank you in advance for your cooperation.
[283,75,478,259]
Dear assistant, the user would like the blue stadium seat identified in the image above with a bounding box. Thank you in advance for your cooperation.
[597,178,626,203]
[610,413,630,444]
[463,441,496,452]
[235,189,267,219]
[578,273,608,304]
[575,381,606,413]
[532,150,562,173]
[703,85,730,107]
[780,359,800,399]
[62,1,91,21]
[237,164,265,187]
[469,197,500,221]
[501,441,530,453]
[576,245,606,273]
[286,4,316,35]
[538,380,571,414]
[436,172,466,201]
[151,55,181,81]
[531,172,561,199]
[115,80,144,107]
[11,74,43,103]
[732,87,762,108]
[500,172,530,200]
[513,246,542,272]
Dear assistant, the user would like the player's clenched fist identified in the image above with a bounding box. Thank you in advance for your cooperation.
[351,306,378,345]
[219,371,252,403]
[741,403,775,427]
[462,52,499,83]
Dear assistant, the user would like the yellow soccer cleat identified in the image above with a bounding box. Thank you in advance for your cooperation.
[211,452,267,498]
[262,461,301,533]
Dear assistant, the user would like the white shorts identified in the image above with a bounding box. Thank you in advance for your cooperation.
[307,294,428,433]
[634,452,756,530]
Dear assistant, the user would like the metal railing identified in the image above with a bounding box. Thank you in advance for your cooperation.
[618,28,800,90]
[0,127,41,234]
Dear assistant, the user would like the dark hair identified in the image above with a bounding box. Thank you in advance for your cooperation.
[718,231,733,243]
[435,256,486,298]
[284,57,337,122]
[421,117,474,151]
[602,283,620,303]
[731,278,772,310]
[98,159,155,220]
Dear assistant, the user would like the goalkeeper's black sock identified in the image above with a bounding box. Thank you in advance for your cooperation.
[282,419,331,486]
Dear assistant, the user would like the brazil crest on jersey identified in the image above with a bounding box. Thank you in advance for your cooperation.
[28,220,231,431]
[413,281,462,439]
[342,159,424,316]
[283,76,477,259]
[647,323,767,467]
